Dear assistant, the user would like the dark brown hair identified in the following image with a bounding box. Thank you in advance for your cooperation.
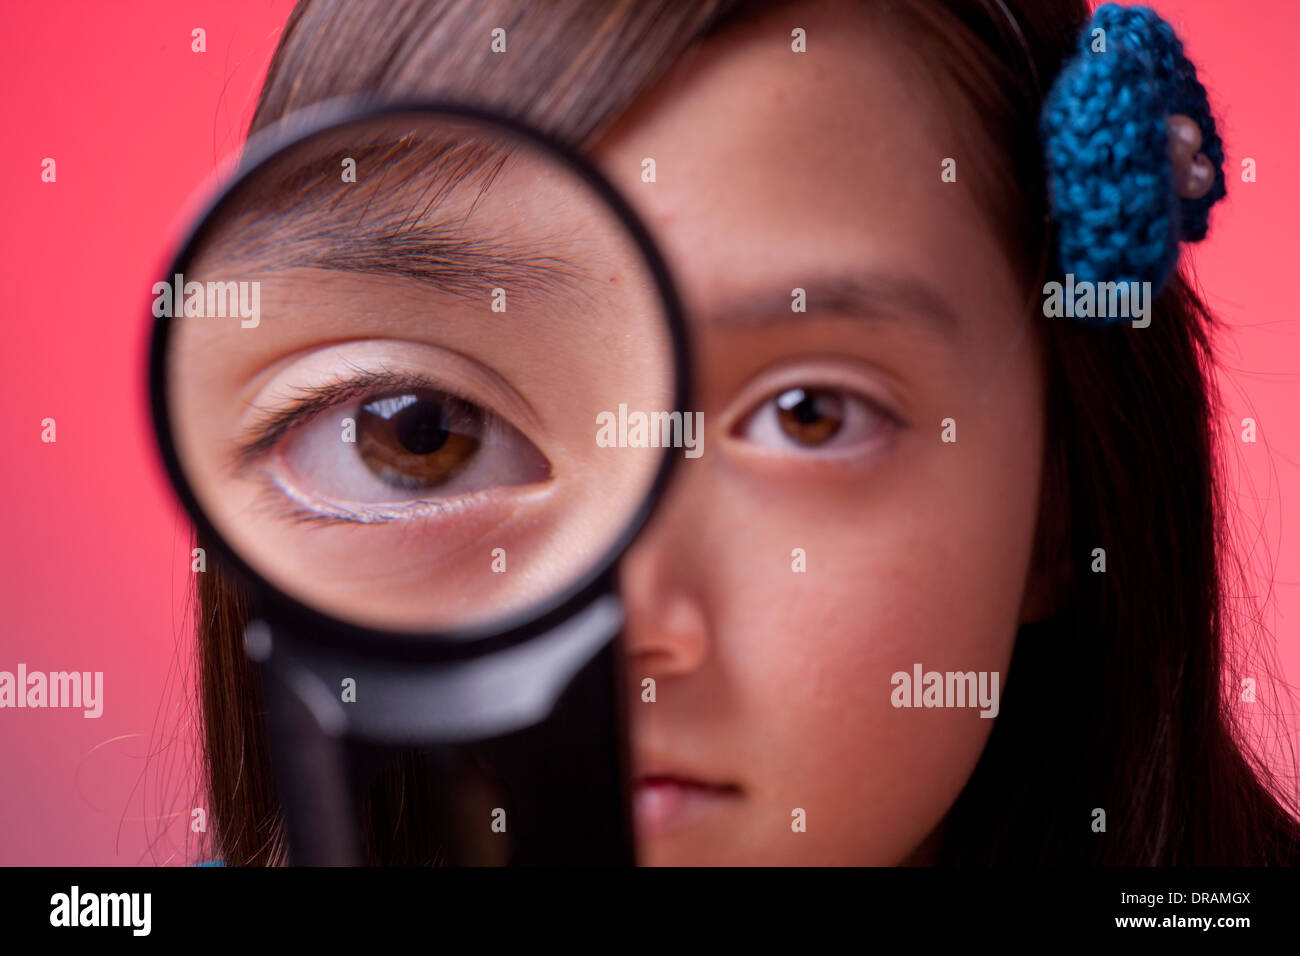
[183,0,1300,865]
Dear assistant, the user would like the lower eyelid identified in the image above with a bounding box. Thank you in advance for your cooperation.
[263,432,556,522]
[270,469,449,523]
[262,465,495,524]
[724,427,899,472]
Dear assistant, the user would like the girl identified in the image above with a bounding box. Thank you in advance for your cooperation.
[184,0,1300,865]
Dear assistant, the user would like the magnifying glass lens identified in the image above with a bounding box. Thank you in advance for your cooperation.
[162,110,678,635]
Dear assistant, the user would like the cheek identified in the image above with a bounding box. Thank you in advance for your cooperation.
[712,504,1019,862]
[707,379,1040,862]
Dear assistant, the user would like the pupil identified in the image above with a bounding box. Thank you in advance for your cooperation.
[792,395,820,424]
[779,388,822,423]
[393,399,449,454]
[775,387,843,445]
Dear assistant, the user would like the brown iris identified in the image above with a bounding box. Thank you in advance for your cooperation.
[775,387,844,445]
[356,392,482,490]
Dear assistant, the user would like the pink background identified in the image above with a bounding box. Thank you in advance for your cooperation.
[1,0,1297,865]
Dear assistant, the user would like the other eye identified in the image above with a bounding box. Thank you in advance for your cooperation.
[734,386,895,451]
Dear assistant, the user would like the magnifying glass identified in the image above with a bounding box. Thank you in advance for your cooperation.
[149,100,690,864]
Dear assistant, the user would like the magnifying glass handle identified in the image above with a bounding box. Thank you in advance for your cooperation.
[251,614,636,866]
[258,659,364,866]
[470,637,636,865]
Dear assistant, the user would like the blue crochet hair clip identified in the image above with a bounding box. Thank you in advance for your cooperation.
[1040,3,1226,320]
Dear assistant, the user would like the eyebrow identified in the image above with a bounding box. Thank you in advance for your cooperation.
[280,226,601,307]
[704,273,962,342]
[212,134,607,311]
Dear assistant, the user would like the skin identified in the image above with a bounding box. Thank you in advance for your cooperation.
[175,0,1045,862]
[595,1,1047,864]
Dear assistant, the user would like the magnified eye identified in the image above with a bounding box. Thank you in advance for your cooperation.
[357,392,482,491]
[263,383,551,510]
[735,385,895,451]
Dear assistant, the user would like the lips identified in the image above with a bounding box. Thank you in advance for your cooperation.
[632,770,742,840]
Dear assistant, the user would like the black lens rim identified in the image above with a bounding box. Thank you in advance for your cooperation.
[148,97,692,662]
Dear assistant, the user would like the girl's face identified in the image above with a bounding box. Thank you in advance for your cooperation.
[600,3,1046,864]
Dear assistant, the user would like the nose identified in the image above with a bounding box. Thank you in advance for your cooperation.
[618,461,712,679]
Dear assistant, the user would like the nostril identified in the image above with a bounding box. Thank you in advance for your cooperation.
[622,590,712,676]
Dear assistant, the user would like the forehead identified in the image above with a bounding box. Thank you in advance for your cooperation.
[589,3,1010,329]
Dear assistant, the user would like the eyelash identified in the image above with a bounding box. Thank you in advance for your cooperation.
[233,369,494,473]
[249,472,492,527]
